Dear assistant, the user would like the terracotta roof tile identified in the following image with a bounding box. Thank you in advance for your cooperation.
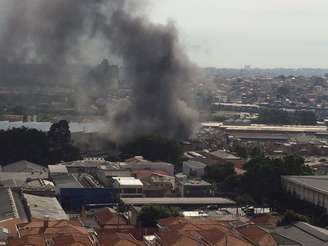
[157,218,253,246]
[11,219,95,246]
[132,170,169,180]
[237,224,277,246]
[0,218,24,238]
[251,214,281,226]
[94,208,127,227]
[98,232,143,246]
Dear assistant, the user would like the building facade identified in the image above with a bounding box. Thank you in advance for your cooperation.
[281,176,328,212]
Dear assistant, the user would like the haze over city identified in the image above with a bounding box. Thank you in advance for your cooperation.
[150,0,328,68]
[0,1,328,245]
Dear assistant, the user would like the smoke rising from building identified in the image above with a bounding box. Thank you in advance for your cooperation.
[0,0,198,142]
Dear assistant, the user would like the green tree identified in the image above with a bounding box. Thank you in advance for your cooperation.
[137,205,180,227]
[120,135,183,165]
[255,109,291,125]
[278,192,328,227]
[233,144,248,159]
[221,174,241,194]
[241,155,311,204]
[294,111,317,125]
[254,109,317,125]
[0,127,49,166]
[48,120,80,163]
[249,146,263,158]
[279,210,309,226]
[205,163,235,183]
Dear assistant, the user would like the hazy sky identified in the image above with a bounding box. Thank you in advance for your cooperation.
[150,0,328,68]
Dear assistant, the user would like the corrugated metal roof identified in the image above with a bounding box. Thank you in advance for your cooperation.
[283,176,328,195]
[121,197,236,205]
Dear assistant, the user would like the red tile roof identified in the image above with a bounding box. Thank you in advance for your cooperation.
[0,218,24,238]
[94,208,127,227]
[251,214,281,226]
[157,218,253,246]
[132,170,169,180]
[9,220,96,246]
[98,232,143,246]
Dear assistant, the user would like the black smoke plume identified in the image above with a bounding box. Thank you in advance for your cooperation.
[0,0,198,142]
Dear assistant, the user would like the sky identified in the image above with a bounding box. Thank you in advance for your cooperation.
[149,0,328,68]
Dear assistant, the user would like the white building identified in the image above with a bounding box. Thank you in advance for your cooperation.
[282,176,328,212]
[48,164,68,178]
[96,166,132,187]
[112,177,143,198]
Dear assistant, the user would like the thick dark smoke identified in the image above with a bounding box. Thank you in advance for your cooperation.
[0,0,198,142]
[0,0,103,82]
[105,9,198,142]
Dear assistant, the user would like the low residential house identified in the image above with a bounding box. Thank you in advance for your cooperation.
[0,172,48,188]
[122,156,175,176]
[133,171,175,197]
[91,207,130,229]
[8,219,98,246]
[152,217,313,246]
[176,174,212,197]
[183,160,207,178]
[113,177,143,198]
[0,218,25,239]
[1,160,47,174]
[151,217,253,246]
[98,231,143,246]
[201,149,245,169]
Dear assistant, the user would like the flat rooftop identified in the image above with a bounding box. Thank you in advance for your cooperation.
[230,133,289,141]
[210,150,240,160]
[180,179,211,186]
[23,193,68,221]
[283,176,328,195]
[52,174,83,189]
[120,197,236,206]
[113,177,143,186]
[2,160,47,173]
[213,102,260,108]
[224,124,327,133]
[201,122,327,133]
[63,159,111,168]
[48,164,68,174]
[0,172,48,187]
